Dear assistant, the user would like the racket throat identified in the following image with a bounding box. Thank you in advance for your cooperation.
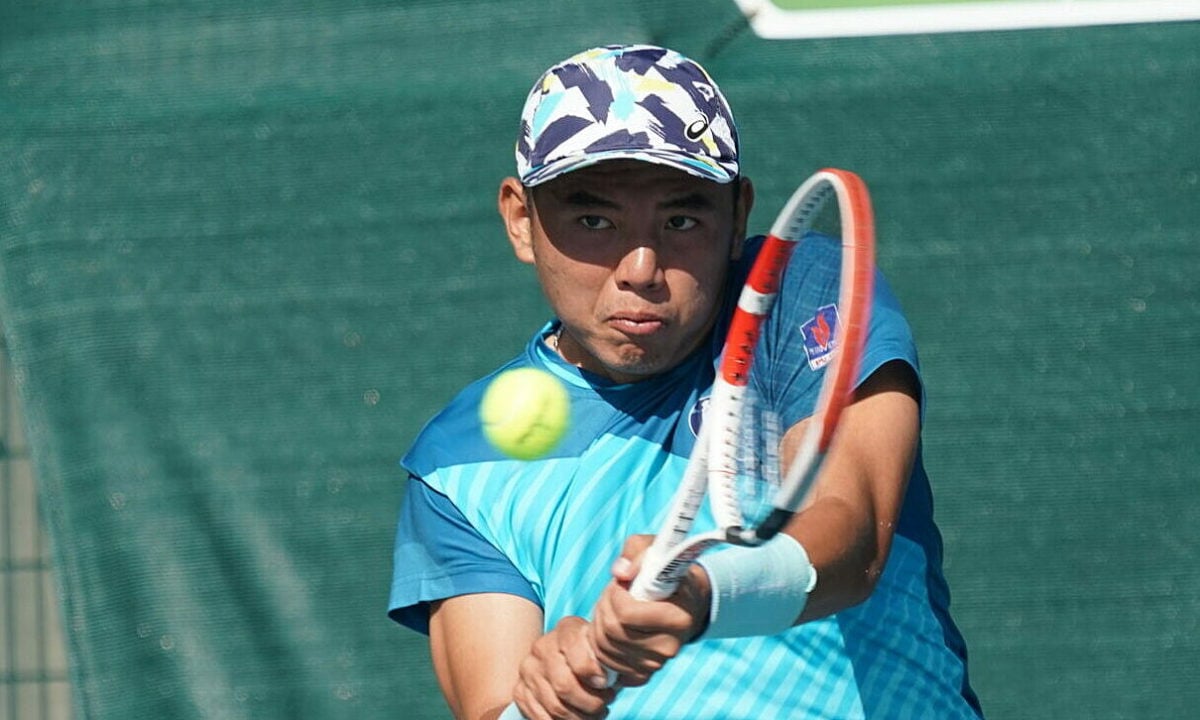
[725,509,792,546]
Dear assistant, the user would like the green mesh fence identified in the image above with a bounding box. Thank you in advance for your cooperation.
[1,2,1197,718]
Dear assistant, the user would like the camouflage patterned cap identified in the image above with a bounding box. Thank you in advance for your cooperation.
[516,45,740,186]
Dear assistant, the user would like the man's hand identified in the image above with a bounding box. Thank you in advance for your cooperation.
[509,615,616,720]
[588,535,712,687]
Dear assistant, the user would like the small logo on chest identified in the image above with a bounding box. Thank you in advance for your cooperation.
[687,396,710,437]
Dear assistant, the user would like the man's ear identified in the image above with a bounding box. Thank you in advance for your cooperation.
[730,176,755,260]
[498,177,535,264]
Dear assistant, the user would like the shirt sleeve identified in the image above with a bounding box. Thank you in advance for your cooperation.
[757,233,921,429]
[388,475,542,635]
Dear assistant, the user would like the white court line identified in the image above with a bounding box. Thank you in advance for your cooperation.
[733,0,1200,38]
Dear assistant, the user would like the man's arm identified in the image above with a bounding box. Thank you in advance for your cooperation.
[393,478,557,718]
[429,593,544,720]
[782,358,919,620]
[591,359,921,679]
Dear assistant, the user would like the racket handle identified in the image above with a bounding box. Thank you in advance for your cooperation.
[628,562,682,601]
[630,533,724,601]
[603,664,620,688]
[604,555,679,688]
[600,542,704,687]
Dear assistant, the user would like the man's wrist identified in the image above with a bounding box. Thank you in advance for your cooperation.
[694,534,817,640]
[681,564,713,642]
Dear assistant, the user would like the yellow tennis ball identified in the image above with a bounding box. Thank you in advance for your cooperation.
[480,368,570,460]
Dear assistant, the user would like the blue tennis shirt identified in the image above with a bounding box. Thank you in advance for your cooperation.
[390,235,982,719]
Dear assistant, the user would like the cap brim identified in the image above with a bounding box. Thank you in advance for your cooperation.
[522,149,738,187]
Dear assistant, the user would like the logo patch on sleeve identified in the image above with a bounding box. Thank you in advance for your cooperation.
[800,304,841,371]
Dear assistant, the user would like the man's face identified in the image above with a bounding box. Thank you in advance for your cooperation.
[502,160,752,384]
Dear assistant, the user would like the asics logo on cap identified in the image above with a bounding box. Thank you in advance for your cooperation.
[685,116,711,141]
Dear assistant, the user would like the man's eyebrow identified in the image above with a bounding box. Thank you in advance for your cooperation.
[660,192,717,211]
[562,190,619,208]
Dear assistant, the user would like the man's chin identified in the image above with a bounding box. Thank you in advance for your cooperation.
[600,351,672,384]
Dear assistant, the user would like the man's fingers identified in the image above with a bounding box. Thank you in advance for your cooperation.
[510,675,552,720]
[614,534,657,580]
[561,621,610,691]
[600,586,696,637]
[514,616,615,719]
[538,658,601,718]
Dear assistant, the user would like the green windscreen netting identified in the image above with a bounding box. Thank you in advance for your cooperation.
[1,2,1196,718]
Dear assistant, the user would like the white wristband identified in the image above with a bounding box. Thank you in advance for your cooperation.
[696,534,817,639]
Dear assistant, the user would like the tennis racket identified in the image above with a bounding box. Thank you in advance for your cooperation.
[500,168,874,718]
[627,167,876,602]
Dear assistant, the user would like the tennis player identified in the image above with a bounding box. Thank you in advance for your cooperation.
[389,45,982,719]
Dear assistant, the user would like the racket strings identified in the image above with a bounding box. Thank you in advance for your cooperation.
[730,386,783,530]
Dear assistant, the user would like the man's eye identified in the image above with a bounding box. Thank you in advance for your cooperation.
[579,215,612,230]
[666,216,698,231]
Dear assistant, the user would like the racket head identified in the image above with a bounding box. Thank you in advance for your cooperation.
[709,168,876,544]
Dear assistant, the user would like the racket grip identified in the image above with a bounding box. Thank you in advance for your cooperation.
[598,551,681,688]
[604,664,620,688]
[629,534,723,601]
[629,570,681,601]
[599,574,674,688]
